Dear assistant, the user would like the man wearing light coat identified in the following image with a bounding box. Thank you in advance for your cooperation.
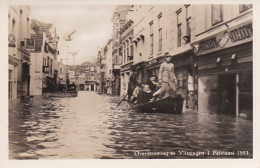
[158,54,177,98]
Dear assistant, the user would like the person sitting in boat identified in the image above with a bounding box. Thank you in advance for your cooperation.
[158,53,177,98]
[130,83,142,103]
[136,84,153,104]
[146,75,158,93]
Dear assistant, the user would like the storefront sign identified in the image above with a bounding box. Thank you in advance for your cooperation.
[192,21,252,56]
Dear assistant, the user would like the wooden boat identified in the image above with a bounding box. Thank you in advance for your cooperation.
[43,91,78,98]
[129,94,184,114]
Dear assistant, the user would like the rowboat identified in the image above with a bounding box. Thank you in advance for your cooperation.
[43,91,78,98]
[128,94,184,114]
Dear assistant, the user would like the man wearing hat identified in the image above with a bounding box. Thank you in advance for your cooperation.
[158,53,177,98]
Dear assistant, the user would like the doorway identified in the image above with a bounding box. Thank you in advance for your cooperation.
[217,74,236,115]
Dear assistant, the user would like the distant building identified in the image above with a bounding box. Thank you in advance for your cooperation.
[111,5,133,96]
[57,59,67,85]
[85,63,98,91]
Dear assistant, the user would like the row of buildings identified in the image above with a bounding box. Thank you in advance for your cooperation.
[96,4,252,118]
[8,6,99,99]
[8,6,59,99]
[58,61,98,91]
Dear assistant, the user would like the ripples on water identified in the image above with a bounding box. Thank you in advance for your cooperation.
[9,91,253,159]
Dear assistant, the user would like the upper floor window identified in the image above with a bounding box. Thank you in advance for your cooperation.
[12,19,16,35]
[130,44,134,61]
[212,5,223,26]
[186,5,191,39]
[158,13,162,52]
[177,9,182,47]
[239,4,252,13]
[127,40,130,62]
[149,21,154,55]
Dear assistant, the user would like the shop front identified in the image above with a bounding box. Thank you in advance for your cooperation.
[192,20,253,119]
[120,61,133,97]
[171,51,194,108]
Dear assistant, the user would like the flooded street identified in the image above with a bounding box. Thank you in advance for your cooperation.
[9,91,252,159]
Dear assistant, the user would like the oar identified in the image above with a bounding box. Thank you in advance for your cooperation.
[117,94,128,107]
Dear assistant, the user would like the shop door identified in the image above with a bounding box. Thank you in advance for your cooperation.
[217,74,236,115]
[91,85,94,91]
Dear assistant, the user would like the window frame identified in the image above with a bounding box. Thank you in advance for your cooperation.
[176,9,182,47]
[158,13,162,52]
[158,28,162,52]
[186,5,191,37]
[149,21,154,56]
[211,4,223,26]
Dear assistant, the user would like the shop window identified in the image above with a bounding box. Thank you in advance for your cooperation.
[212,5,223,25]
[198,75,218,113]
[239,4,252,13]
[239,71,252,118]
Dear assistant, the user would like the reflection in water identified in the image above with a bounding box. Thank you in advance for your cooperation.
[9,91,252,159]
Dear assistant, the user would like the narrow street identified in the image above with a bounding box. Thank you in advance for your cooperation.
[9,91,252,159]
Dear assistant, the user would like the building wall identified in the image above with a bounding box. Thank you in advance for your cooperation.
[8,7,19,100]
[106,41,113,75]
[57,60,67,85]
[8,6,31,99]
[30,53,43,96]
[192,4,253,117]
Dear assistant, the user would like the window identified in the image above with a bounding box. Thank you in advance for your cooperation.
[27,17,30,37]
[123,43,126,63]
[158,14,162,52]
[239,4,252,13]
[186,5,191,37]
[159,28,162,52]
[127,40,130,62]
[150,21,154,55]
[212,5,223,25]
[130,45,134,61]
[177,9,182,47]
[12,19,15,35]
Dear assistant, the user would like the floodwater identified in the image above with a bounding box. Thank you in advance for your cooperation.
[9,91,253,159]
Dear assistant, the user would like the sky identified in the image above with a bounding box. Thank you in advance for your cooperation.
[30,5,115,65]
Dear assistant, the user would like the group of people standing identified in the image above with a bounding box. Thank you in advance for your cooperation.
[127,55,177,104]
